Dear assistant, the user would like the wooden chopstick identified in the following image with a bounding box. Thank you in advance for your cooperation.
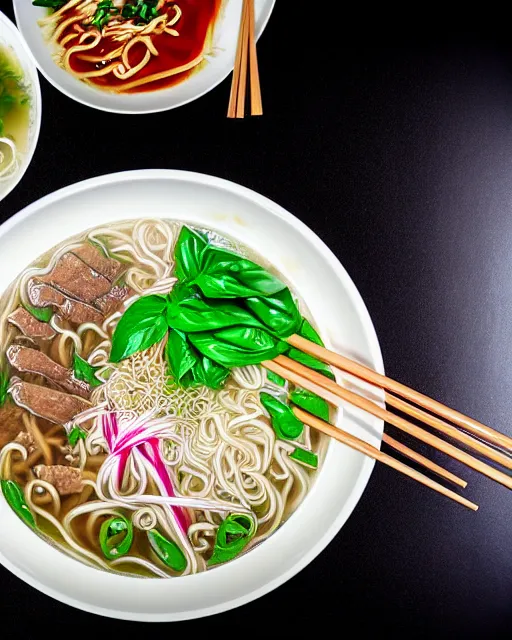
[268,355,512,489]
[235,1,250,119]
[287,334,512,452]
[264,359,467,488]
[227,0,263,118]
[291,406,478,511]
[227,1,249,118]
[382,433,467,488]
[385,392,512,470]
[247,0,263,116]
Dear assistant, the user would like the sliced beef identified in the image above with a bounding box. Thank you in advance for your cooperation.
[34,464,83,495]
[38,253,112,304]
[7,345,90,399]
[25,243,128,326]
[72,244,124,282]
[8,378,90,424]
[0,402,26,448]
[8,307,56,340]
[94,285,132,315]
[14,430,36,454]
[27,280,104,325]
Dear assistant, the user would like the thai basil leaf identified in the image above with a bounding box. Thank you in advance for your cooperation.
[148,529,187,572]
[110,295,168,362]
[260,392,303,440]
[0,369,9,407]
[73,353,102,388]
[287,347,335,381]
[1,479,36,528]
[174,226,208,281]
[289,387,330,421]
[266,370,286,387]
[68,425,87,447]
[99,516,133,560]
[298,318,324,345]
[22,301,52,323]
[195,247,286,299]
[245,287,301,337]
[192,355,230,390]
[189,326,287,367]
[166,285,265,333]
[166,330,229,389]
[208,513,256,566]
[166,329,198,382]
[289,448,318,468]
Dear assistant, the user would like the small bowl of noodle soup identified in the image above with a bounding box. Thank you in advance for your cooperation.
[0,170,384,621]
[0,12,41,202]
[12,1,275,114]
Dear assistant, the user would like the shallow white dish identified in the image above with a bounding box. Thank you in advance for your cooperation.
[12,1,275,114]
[0,12,41,202]
[0,169,383,621]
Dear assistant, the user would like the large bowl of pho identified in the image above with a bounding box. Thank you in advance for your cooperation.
[0,170,383,621]
[0,12,41,202]
[12,0,275,114]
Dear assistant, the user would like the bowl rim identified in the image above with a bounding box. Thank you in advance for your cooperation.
[0,11,42,201]
[0,169,384,621]
[11,1,276,115]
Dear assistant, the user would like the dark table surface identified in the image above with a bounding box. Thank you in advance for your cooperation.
[1,3,512,637]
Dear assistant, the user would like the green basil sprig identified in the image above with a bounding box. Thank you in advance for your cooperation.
[147,529,187,572]
[189,326,287,368]
[195,247,286,299]
[245,287,301,337]
[260,392,303,440]
[166,330,229,390]
[208,513,256,567]
[99,516,133,560]
[174,226,288,300]
[174,226,207,281]
[166,284,265,333]
[110,295,168,362]
[1,479,36,528]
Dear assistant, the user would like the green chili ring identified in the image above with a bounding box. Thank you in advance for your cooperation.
[99,516,133,560]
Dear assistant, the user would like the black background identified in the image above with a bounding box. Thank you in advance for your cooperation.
[1,2,512,637]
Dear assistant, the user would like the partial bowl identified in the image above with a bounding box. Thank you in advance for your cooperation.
[12,1,275,114]
[0,11,41,203]
[0,169,383,621]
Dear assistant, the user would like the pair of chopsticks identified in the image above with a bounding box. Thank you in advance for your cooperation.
[227,0,262,118]
[263,335,512,511]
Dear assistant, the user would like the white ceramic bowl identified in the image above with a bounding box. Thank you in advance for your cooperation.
[0,12,41,202]
[0,170,383,621]
[12,1,275,114]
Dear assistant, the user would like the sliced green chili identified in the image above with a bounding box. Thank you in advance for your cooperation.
[99,516,133,559]
[1,479,36,528]
[208,513,256,566]
[147,529,187,572]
